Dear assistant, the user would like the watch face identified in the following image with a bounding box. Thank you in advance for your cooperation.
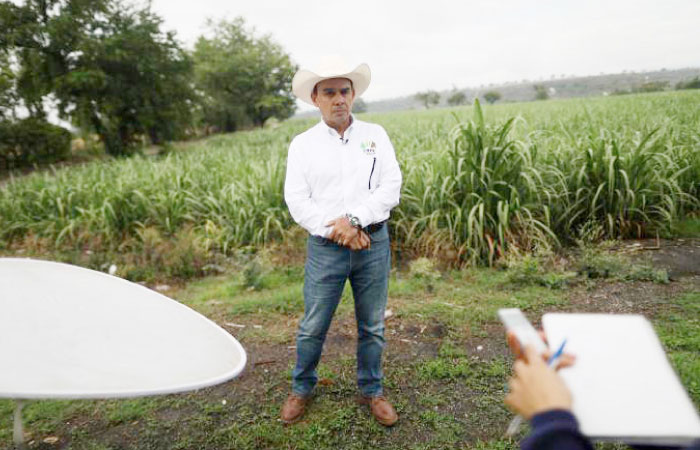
[345,214,361,229]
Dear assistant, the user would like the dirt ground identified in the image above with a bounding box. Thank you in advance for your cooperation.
[630,238,700,277]
[9,239,699,449]
[178,239,697,448]
[242,237,700,373]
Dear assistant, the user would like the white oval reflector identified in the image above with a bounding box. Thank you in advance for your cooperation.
[0,258,246,399]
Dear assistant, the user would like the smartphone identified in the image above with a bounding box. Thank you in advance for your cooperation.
[498,308,548,354]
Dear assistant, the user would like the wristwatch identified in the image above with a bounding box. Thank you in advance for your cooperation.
[345,214,362,230]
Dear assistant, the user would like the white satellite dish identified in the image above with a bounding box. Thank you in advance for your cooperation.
[0,258,246,446]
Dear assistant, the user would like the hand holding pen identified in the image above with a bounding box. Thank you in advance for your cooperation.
[504,332,575,435]
[505,331,575,370]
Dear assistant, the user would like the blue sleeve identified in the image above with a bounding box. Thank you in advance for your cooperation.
[521,410,594,450]
[633,441,700,450]
[522,411,700,450]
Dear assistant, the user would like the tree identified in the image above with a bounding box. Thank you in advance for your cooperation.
[447,89,468,106]
[0,50,18,121]
[676,77,700,90]
[1,0,195,156]
[1,0,109,119]
[0,117,71,170]
[415,90,440,109]
[635,81,668,93]
[352,97,367,113]
[483,90,501,104]
[56,5,194,154]
[193,18,296,132]
[533,84,549,100]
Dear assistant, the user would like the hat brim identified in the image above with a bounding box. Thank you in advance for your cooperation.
[292,63,371,106]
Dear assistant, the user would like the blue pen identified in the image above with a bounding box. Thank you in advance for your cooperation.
[548,339,568,367]
[506,338,568,437]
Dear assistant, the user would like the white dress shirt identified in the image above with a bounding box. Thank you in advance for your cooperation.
[284,117,402,238]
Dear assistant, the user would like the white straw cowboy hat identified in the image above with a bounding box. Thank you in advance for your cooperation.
[292,55,371,106]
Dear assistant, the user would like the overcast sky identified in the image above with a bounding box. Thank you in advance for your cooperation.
[148,0,699,110]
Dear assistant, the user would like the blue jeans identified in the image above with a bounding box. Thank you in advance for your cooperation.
[292,224,391,398]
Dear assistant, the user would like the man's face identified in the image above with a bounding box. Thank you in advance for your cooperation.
[312,78,355,130]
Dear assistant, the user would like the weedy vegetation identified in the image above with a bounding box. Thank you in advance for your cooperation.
[1,91,699,279]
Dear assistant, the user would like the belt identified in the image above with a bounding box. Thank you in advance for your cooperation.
[363,221,386,234]
[312,221,386,245]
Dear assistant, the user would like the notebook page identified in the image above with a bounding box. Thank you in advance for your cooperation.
[542,313,700,445]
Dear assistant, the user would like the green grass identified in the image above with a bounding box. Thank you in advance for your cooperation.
[672,217,700,237]
[388,268,567,331]
[179,267,357,320]
[655,291,700,406]
[1,258,698,449]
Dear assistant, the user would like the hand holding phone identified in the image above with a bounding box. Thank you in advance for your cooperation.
[498,308,551,436]
[497,308,548,355]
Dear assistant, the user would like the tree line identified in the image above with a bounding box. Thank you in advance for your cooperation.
[414,75,700,111]
[414,89,502,109]
[0,0,296,168]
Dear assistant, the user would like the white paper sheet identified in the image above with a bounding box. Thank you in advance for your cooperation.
[543,313,700,446]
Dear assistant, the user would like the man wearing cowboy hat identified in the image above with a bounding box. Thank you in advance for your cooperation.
[282,55,402,426]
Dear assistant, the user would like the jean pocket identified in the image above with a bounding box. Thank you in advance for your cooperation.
[369,226,389,244]
[309,235,330,246]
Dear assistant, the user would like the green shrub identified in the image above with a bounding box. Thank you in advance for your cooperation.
[533,84,549,100]
[575,242,669,283]
[241,252,270,291]
[624,265,669,284]
[0,118,71,170]
[675,77,700,90]
[634,81,669,93]
[506,254,576,289]
[408,257,442,281]
[576,242,626,279]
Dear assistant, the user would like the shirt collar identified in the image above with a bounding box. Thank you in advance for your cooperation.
[320,114,355,138]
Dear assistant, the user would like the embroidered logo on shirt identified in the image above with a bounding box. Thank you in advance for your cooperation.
[360,140,376,155]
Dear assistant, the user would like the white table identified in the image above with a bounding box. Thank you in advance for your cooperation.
[0,258,247,447]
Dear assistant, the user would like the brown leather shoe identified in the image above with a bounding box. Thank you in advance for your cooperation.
[358,395,398,426]
[281,393,309,424]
